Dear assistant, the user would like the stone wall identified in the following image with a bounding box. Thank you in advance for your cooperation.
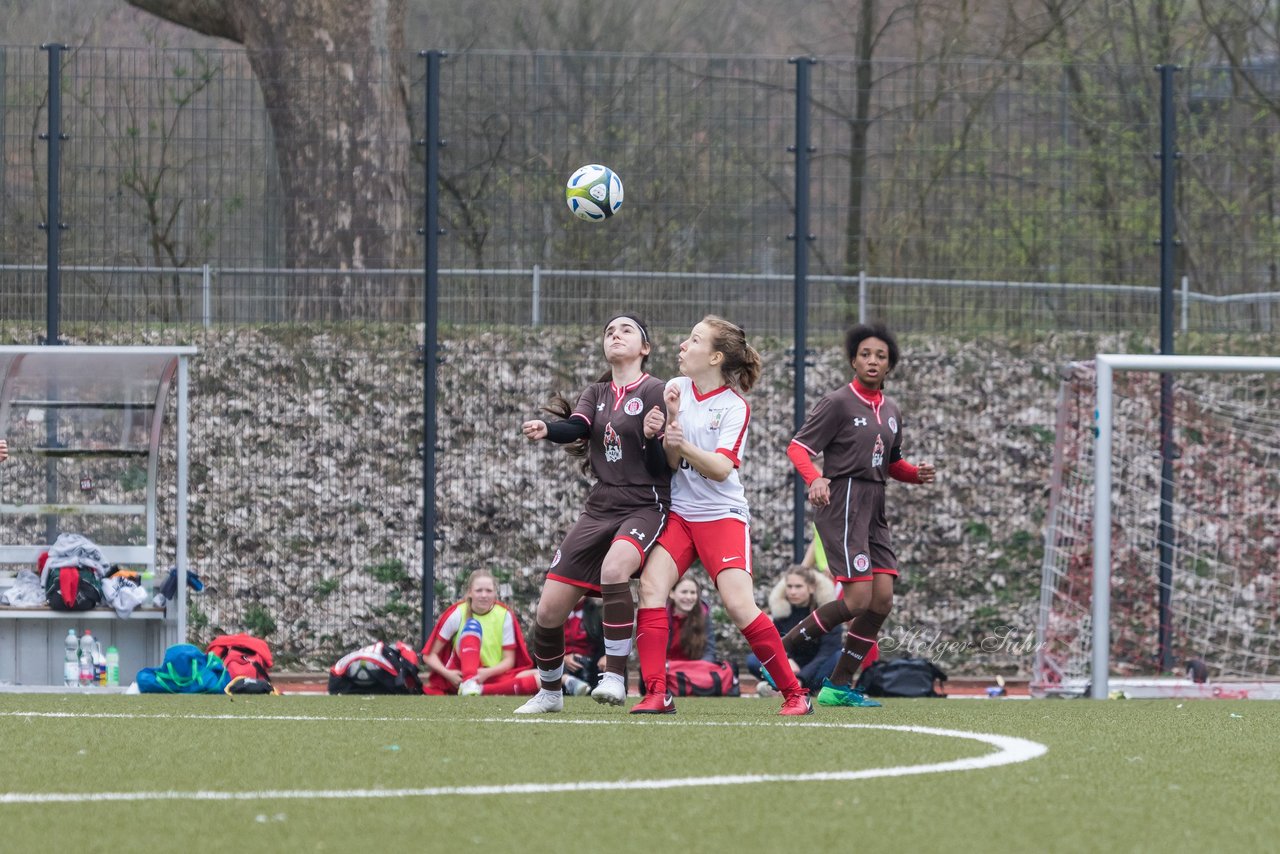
[169,326,1101,676]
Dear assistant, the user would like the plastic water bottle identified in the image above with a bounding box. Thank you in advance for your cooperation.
[63,629,79,687]
[94,643,107,686]
[78,630,95,687]
[105,646,120,688]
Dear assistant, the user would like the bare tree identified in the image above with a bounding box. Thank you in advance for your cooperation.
[124,0,414,318]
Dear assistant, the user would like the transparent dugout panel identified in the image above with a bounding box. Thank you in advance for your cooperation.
[0,346,195,523]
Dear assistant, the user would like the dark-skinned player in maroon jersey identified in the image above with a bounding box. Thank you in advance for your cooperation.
[514,313,670,714]
[781,323,935,707]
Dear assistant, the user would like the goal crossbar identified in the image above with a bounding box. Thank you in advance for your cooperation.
[1091,353,1280,699]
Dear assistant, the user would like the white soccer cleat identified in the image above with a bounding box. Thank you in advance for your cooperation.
[513,689,564,714]
[591,672,627,706]
[457,678,482,697]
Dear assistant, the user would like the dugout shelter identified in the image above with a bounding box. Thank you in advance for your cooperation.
[0,345,195,688]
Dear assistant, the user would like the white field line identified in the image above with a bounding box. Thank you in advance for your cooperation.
[0,713,1047,805]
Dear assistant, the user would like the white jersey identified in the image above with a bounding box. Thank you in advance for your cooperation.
[667,376,751,524]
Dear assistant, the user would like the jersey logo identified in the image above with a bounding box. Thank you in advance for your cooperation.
[629,528,647,541]
[603,421,622,463]
[871,434,884,469]
[888,416,898,434]
[708,409,724,430]
[597,402,605,411]
[550,549,562,569]
[624,397,644,416]
[853,553,870,574]
[853,417,867,427]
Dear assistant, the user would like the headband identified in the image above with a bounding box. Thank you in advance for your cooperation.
[604,314,649,343]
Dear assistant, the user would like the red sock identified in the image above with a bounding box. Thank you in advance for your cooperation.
[635,607,669,695]
[458,621,483,680]
[743,612,802,695]
[481,670,540,695]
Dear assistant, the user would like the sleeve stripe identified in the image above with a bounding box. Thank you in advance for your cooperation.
[725,397,749,459]
[790,438,818,456]
[716,447,741,467]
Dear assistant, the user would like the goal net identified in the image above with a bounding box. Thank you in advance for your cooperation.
[1034,354,1280,699]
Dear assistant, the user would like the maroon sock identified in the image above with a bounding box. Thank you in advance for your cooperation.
[782,598,853,652]
[830,608,889,686]
[600,581,635,676]
[531,622,565,691]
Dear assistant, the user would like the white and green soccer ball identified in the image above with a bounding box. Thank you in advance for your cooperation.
[565,164,624,221]
[347,658,378,685]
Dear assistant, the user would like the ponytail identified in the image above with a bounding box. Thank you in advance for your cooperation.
[702,315,761,392]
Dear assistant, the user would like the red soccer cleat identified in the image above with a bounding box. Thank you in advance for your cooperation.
[778,690,814,716]
[630,691,676,715]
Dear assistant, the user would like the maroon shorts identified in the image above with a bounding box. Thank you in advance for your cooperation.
[546,503,668,593]
[813,478,897,583]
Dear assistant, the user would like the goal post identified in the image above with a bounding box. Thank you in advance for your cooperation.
[1036,353,1280,700]
[1092,354,1280,699]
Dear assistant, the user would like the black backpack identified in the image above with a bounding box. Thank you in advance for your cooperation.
[328,641,423,694]
[856,657,948,698]
[44,565,104,611]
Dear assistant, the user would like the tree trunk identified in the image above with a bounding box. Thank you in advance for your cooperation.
[126,0,412,319]
[845,0,876,285]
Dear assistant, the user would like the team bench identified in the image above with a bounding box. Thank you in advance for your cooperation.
[0,544,180,687]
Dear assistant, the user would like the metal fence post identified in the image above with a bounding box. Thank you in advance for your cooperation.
[1180,275,1188,332]
[858,269,867,324]
[39,43,67,547]
[532,263,541,327]
[789,56,816,563]
[419,49,445,644]
[40,43,66,346]
[202,263,212,328]
[1156,63,1181,674]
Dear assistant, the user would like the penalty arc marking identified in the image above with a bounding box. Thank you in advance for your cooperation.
[0,714,1047,805]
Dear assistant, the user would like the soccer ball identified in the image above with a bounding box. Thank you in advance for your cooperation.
[565,164,624,221]
[347,658,378,685]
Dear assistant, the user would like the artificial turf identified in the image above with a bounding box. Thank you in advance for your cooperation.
[0,693,1276,853]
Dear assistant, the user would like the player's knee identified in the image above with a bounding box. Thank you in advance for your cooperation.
[600,564,632,586]
[637,575,669,608]
[841,585,872,612]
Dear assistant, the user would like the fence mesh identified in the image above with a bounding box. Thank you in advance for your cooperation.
[1,46,1276,670]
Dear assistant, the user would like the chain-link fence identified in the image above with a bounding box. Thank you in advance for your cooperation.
[1,46,1276,671]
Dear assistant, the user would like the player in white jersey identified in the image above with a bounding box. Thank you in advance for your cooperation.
[662,372,751,525]
[630,316,812,716]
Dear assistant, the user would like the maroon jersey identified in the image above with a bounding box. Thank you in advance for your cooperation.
[791,381,904,483]
[571,373,670,510]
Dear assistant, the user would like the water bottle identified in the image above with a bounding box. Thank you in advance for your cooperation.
[79,630,95,687]
[63,629,79,687]
[105,646,120,688]
[94,642,107,686]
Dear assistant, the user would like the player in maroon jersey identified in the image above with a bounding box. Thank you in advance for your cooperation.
[514,313,671,714]
[630,316,813,716]
[782,323,935,707]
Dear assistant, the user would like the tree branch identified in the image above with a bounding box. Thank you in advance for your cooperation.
[124,0,243,44]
